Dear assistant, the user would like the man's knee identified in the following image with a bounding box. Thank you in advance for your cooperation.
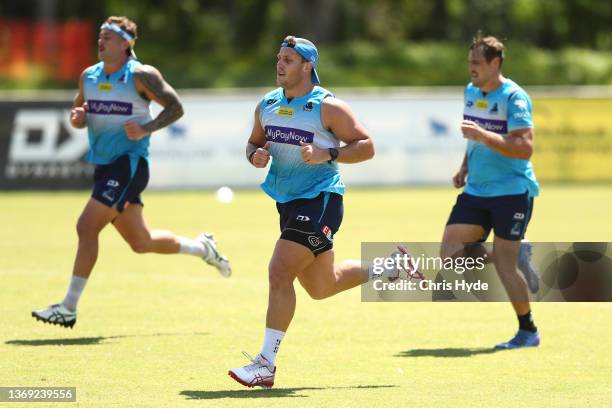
[493,247,520,276]
[76,217,100,241]
[440,243,458,259]
[440,239,466,259]
[303,283,333,300]
[441,229,485,259]
[127,236,151,254]
[268,261,295,291]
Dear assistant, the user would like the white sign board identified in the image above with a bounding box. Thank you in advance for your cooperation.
[148,91,467,189]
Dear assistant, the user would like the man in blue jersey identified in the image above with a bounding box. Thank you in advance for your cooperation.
[32,16,231,328]
[228,36,375,388]
[442,35,540,349]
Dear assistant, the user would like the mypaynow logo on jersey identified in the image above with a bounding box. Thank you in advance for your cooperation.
[87,100,133,115]
[265,126,314,146]
[463,114,507,134]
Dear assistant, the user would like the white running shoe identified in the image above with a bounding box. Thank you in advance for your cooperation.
[228,352,276,388]
[31,303,77,328]
[197,233,232,278]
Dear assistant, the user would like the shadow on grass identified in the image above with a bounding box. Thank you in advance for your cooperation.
[181,385,397,400]
[5,332,208,346]
[396,347,500,358]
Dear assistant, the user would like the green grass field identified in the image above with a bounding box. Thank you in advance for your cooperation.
[1,186,611,407]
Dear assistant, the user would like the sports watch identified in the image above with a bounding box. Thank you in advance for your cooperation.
[328,147,339,163]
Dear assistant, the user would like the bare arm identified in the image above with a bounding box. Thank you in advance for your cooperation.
[246,104,271,168]
[69,70,87,129]
[459,152,468,170]
[487,128,534,160]
[462,121,534,160]
[452,152,468,188]
[247,104,267,147]
[133,65,184,134]
[319,97,375,163]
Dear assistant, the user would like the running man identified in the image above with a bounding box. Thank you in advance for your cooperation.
[442,34,540,349]
[32,16,230,329]
[228,36,375,388]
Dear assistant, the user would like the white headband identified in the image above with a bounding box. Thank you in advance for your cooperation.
[100,23,137,58]
[100,23,135,47]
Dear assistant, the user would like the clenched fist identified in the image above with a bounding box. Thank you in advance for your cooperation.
[299,141,329,164]
[452,167,468,188]
[251,142,271,168]
[70,102,88,128]
[124,121,148,141]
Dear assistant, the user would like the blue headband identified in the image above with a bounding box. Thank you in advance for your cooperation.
[281,38,321,84]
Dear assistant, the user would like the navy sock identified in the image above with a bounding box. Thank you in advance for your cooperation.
[518,311,537,333]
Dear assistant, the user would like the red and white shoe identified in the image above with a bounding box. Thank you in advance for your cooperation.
[379,245,426,283]
[396,245,426,283]
[228,352,275,389]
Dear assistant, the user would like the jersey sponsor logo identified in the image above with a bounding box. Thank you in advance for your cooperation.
[302,101,313,112]
[276,107,295,117]
[476,100,488,110]
[308,235,322,247]
[87,99,133,115]
[489,103,498,114]
[264,126,314,146]
[102,189,117,202]
[466,100,474,107]
[97,83,113,91]
[463,114,508,134]
[513,99,528,110]
[322,225,332,241]
[266,98,277,105]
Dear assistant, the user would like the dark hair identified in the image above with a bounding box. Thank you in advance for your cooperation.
[105,16,138,57]
[470,32,505,67]
[282,35,308,63]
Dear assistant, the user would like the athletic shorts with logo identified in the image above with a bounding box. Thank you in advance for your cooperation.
[447,191,534,241]
[91,154,149,212]
[276,192,344,255]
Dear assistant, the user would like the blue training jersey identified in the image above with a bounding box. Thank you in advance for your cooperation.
[83,58,153,165]
[259,86,345,203]
[463,78,539,197]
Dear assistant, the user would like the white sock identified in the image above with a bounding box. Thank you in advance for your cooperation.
[260,328,285,366]
[62,275,88,312]
[178,237,208,258]
[367,261,377,280]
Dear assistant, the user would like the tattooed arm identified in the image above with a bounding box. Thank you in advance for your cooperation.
[125,65,184,140]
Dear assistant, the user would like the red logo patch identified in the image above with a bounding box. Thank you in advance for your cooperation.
[322,225,332,240]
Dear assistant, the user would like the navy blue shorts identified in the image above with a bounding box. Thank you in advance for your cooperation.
[447,192,534,241]
[92,155,149,212]
[276,192,344,255]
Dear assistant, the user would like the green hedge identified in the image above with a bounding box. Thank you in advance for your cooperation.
[163,42,612,88]
[3,42,611,89]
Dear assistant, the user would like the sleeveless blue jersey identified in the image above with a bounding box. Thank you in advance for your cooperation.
[463,78,539,197]
[83,58,153,165]
[259,86,345,203]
